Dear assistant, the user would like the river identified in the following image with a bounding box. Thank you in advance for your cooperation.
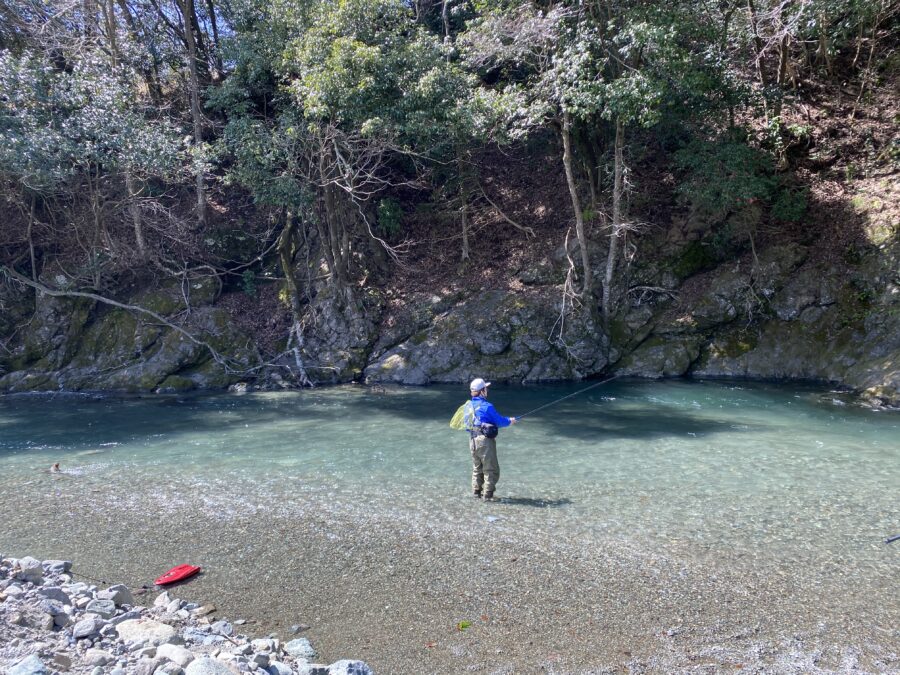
[1,380,898,673]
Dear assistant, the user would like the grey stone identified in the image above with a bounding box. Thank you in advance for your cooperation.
[156,663,185,675]
[184,657,238,675]
[284,638,317,660]
[42,560,72,574]
[295,665,329,675]
[52,653,73,669]
[116,618,177,646]
[210,620,233,636]
[97,584,135,607]
[136,647,158,658]
[267,662,294,675]
[111,609,143,625]
[252,653,270,668]
[166,598,183,613]
[54,611,73,628]
[154,590,171,607]
[134,657,167,675]
[15,556,43,582]
[39,598,66,616]
[86,598,117,619]
[8,655,49,675]
[84,648,114,667]
[36,586,71,605]
[73,616,105,639]
[157,643,196,667]
[326,661,373,675]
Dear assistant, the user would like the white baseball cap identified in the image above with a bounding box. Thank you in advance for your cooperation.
[470,378,491,391]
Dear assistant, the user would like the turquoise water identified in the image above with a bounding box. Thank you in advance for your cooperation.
[0,380,898,669]
[1,381,897,560]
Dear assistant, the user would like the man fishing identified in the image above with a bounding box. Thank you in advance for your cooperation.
[463,378,516,501]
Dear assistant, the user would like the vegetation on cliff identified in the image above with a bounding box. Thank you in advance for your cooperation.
[0,0,897,397]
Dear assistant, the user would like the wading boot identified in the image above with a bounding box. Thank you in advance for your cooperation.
[482,491,495,502]
[473,489,482,499]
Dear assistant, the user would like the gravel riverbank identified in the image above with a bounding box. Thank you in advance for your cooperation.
[0,555,372,675]
[2,485,898,674]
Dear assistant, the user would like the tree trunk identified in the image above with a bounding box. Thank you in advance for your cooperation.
[561,111,592,300]
[178,0,207,228]
[277,211,303,318]
[602,118,624,327]
[204,0,224,79]
[125,173,147,258]
[458,155,469,261]
[747,0,769,118]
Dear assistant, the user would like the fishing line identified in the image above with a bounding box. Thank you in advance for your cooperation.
[516,375,620,420]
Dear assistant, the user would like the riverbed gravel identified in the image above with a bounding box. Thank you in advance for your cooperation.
[1,468,898,674]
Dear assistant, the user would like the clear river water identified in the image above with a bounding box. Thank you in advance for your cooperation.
[1,379,898,673]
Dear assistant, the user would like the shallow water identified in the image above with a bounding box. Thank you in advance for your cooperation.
[1,379,898,671]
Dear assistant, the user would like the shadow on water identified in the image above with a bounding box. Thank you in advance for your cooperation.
[496,496,573,508]
[0,381,771,459]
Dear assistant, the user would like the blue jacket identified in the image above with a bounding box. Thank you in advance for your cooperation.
[464,396,512,431]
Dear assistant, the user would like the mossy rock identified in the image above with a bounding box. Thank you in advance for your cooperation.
[155,375,197,393]
[670,242,717,280]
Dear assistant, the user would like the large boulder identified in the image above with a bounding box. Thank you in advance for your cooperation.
[116,618,177,646]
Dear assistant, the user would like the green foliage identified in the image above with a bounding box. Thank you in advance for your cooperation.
[0,51,181,192]
[241,270,258,297]
[672,241,717,279]
[376,198,403,237]
[675,136,777,215]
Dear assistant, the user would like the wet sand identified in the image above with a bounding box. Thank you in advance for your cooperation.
[2,470,898,674]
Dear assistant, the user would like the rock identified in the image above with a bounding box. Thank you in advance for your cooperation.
[284,638,317,660]
[52,653,73,669]
[42,560,72,574]
[134,657,167,675]
[116,618,177,646]
[210,620,234,636]
[166,598,183,613]
[39,598,66,616]
[327,661,373,675]
[83,648,114,667]
[36,586,72,605]
[295,665,330,675]
[15,556,44,582]
[267,662,294,675]
[154,591,171,608]
[157,664,185,675]
[111,609,143,625]
[182,626,225,645]
[73,616,105,639]
[184,657,240,675]
[191,604,216,617]
[8,655,49,675]
[252,653,270,668]
[97,584,135,607]
[86,598,117,619]
[157,643,196,667]
[136,647,158,659]
[251,638,276,652]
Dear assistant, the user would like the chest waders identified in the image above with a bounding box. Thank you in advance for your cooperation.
[466,400,499,499]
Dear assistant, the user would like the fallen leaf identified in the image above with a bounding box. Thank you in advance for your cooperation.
[457,620,472,631]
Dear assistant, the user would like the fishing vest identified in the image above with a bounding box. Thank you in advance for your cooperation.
[463,399,498,438]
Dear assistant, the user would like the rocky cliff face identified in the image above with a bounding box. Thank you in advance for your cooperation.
[1,238,897,407]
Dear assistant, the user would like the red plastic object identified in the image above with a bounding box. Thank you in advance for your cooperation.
[155,564,201,586]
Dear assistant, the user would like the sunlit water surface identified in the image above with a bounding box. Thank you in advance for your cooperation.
[0,380,897,667]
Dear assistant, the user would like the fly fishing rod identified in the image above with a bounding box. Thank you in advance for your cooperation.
[515,374,620,420]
